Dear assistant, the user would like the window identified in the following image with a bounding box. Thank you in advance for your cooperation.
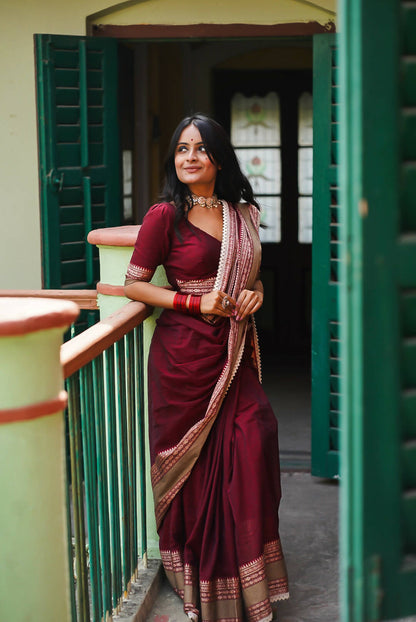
[123,149,133,222]
[231,93,281,242]
[298,92,313,243]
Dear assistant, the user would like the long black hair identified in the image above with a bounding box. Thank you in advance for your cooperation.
[161,114,260,226]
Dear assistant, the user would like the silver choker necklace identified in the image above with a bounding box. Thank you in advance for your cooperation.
[191,194,222,209]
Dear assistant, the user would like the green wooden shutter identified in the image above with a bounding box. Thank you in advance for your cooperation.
[35,34,121,290]
[340,0,416,619]
[311,33,340,478]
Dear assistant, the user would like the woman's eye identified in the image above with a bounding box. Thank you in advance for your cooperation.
[199,145,207,152]
[177,146,187,153]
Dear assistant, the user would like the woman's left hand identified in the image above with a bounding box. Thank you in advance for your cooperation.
[234,289,264,321]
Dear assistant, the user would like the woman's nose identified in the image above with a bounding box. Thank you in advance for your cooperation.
[186,147,197,160]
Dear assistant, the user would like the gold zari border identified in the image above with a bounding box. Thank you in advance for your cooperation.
[160,538,289,622]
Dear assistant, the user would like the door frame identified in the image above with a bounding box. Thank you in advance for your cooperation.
[89,22,335,38]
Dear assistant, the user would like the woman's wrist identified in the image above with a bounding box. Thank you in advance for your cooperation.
[173,292,201,314]
[253,280,264,299]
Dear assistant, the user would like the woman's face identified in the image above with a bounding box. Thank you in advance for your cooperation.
[174,124,218,196]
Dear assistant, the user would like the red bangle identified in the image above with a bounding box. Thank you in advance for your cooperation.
[188,295,201,314]
[173,293,201,314]
[173,292,188,312]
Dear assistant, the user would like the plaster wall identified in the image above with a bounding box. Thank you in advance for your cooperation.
[89,0,335,26]
[0,0,113,289]
[0,0,335,290]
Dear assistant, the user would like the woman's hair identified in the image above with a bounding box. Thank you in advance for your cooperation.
[160,114,260,227]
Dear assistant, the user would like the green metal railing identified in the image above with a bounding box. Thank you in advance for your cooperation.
[61,301,150,622]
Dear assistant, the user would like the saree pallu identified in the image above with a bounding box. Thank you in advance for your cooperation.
[145,203,289,622]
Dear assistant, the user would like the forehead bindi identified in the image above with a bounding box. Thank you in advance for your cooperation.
[178,124,203,144]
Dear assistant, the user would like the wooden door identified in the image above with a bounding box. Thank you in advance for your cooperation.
[35,35,121,292]
[311,33,340,478]
[340,0,416,618]
[214,68,313,364]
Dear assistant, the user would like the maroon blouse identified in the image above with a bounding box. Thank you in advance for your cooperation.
[126,202,221,290]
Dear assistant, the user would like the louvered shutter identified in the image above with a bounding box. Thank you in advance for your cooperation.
[311,33,340,478]
[340,0,416,619]
[35,34,121,290]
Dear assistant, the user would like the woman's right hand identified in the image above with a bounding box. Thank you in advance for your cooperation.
[200,290,236,316]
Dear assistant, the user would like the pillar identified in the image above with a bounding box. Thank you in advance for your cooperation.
[88,226,165,559]
[0,297,79,621]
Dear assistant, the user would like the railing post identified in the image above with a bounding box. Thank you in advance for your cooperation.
[0,297,79,622]
[88,226,163,559]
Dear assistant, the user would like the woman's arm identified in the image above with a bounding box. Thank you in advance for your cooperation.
[124,280,236,317]
[124,280,175,309]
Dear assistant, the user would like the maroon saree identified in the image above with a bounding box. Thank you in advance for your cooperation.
[126,201,289,622]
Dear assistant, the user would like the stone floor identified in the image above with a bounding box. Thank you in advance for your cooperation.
[145,473,339,622]
[263,364,311,471]
[118,364,416,622]
[145,365,337,622]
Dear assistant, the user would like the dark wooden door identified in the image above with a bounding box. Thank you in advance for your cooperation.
[214,70,312,363]
[214,69,312,364]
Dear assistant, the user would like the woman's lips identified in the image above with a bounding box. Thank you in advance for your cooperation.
[184,167,201,173]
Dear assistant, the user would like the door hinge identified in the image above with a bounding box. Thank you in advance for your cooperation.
[47,169,64,192]
[366,555,383,621]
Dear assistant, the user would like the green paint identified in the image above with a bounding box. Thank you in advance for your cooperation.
[99,245,134,286]
[0,308,71,621]
[0,414,70,621]
[35,34,121,289]
[0,328,63,408]
[143,313,161,559]
[91,232,168,560]
[311,33,340,479]
[97,293,129,318]
[142,265,169,559]
[339,0,416,619]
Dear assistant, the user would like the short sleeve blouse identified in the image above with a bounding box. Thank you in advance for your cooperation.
[126,203,174,282]
[125,202,221,289]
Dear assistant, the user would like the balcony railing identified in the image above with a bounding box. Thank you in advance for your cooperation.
[0,225,156,621]
[61,300,151,622]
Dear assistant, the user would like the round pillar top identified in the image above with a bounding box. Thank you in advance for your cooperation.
[0,298,79,336]
[88,225,140,247]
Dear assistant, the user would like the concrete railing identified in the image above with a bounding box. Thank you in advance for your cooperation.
[0,297,79,622]
[0,224,167,621]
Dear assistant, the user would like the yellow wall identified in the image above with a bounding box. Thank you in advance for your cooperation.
[0,0,335,289]
[89,0,335,27]
[0,0,113,289]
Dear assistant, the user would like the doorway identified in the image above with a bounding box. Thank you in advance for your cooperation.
[117,38,313,468]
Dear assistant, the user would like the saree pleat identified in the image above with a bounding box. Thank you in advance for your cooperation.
[157,352,288,622]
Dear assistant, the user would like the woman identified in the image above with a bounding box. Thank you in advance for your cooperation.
[124,114,289,622]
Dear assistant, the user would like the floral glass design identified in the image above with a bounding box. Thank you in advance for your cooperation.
[231,93,281,243]
[298,92,313,244]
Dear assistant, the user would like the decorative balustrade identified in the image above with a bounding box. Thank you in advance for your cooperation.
[0,224,162,621]
[61,300,151,622]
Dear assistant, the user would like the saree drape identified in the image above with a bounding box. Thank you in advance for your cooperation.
[126,201,289,622]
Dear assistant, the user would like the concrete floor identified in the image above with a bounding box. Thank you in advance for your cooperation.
[145,366,341,622]
[263,365,312,470]
[120,365,416,622]
[146,473,339,622]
